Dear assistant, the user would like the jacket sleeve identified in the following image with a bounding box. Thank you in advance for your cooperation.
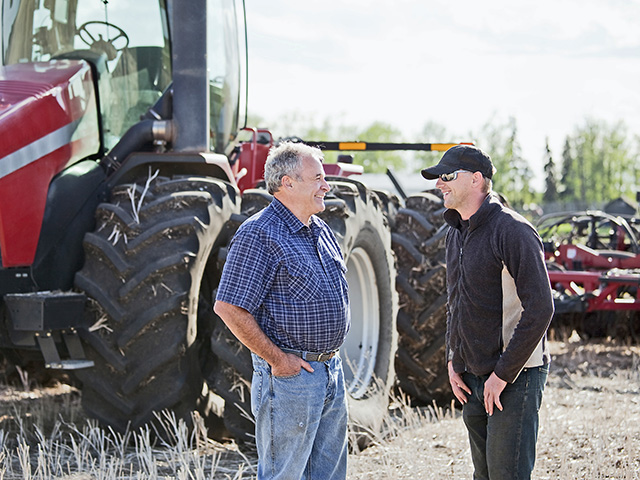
[493,219,554,383]
[444,226,465,371]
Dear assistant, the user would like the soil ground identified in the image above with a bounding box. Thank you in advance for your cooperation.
[349,335,640,479]
[0,337,638,479]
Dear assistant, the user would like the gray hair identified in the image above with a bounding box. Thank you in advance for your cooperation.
[264,142,324,194]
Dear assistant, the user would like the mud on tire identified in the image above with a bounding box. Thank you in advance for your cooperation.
[74,175,239,436]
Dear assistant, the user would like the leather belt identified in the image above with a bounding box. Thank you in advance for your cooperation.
[282,348,337,362]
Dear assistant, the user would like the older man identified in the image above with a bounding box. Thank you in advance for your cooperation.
[214,141,350,480]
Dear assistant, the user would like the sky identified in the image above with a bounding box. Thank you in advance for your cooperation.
[245,0,640,187]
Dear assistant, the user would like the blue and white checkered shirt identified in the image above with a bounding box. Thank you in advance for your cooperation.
[216,198,350,353]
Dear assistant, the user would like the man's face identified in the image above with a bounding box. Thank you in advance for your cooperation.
[435,170,475,211]
[289,155,330,217]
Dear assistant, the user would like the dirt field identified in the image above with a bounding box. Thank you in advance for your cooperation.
[0,337,638,479]
[349,336,640,479]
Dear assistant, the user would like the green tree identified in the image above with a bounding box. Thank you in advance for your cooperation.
[557,119,636,206]
[542,137,559,203]
[573,120,598,202]
[559,137,576,201]
[248,110,639,206]
[414,121,452,173]
[473,116,535,209]
[505,117,535,208]
[602,121,633,201]
[353,121,405,173]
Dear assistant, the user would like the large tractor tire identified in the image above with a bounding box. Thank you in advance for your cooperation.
[391,191,453,406]
[208,189,273,444]
[209,180,398,445]
[74,175,239,436]
[322,178,398,441]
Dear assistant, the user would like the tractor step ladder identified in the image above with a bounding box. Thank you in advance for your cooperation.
[35,329,94,370]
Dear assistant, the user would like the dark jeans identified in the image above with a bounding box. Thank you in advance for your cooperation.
[462,365,548,480]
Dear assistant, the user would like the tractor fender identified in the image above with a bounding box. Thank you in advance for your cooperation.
[106,151,236,190]
[31,160,108,290]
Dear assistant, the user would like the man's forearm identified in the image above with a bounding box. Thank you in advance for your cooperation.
[213,300,285,365]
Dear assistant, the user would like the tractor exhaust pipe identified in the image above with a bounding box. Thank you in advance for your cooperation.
[99,119,174,174]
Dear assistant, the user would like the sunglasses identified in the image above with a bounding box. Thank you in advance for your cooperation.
[439,169,470,182]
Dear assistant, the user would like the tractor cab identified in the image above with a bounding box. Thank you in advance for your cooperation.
[2,0,246,156]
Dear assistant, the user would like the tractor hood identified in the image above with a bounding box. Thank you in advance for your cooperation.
[0,60,100,267]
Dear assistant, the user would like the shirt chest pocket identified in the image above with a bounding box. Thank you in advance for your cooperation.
[282,261,323,302]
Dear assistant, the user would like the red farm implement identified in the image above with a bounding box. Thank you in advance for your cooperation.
[537,211,640,340]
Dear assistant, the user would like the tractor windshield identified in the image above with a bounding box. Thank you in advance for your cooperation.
[2,0,247,155]
[2,0,171,151]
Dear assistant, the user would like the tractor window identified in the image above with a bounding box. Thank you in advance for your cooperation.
[2,0,171,151]
[207,0,247,154]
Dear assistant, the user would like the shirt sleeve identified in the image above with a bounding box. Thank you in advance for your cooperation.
[216,224,274,315]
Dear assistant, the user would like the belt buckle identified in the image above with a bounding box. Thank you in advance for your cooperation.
[318,351,335,362]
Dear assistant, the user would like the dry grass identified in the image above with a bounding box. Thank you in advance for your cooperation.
[0,336,638,479]
[0,382,256,479]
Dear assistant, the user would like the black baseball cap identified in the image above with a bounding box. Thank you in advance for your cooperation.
[421,145,495,180]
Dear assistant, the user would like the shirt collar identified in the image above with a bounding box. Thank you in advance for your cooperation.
[271,197,321,234]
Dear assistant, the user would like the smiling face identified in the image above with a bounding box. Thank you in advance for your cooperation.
[436,170,474,210]
[435,169,491,220]
[282,155,330,224]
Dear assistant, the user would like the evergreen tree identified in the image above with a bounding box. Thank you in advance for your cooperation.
[559,137,575,201]
[603,121,630,201]
[508,117,535,207]
[476,117,534,209]
[543,138,559,203]
[475,117,511,200]
[558,119,636,206]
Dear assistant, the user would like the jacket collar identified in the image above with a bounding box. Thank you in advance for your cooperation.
[444,192,502,232]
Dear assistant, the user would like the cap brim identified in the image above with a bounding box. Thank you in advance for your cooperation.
[421,164,457,180]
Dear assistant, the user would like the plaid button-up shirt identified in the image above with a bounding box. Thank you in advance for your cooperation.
[216,198,350,353]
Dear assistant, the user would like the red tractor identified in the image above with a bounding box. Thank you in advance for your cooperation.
[0,0,451,442]
[537,211,640,340]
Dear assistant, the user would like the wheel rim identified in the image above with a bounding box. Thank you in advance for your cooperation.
[342,246,380,399]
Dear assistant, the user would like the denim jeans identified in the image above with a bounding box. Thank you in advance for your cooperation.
[462,365,549,480]
[251,353,348,480]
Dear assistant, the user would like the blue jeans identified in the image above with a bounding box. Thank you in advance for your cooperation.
[251,353,348,480]
[462,365,549,480]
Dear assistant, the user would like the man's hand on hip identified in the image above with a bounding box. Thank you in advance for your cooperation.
[448,361,471,405]
[484,372,507,415]
[271,352,314,377]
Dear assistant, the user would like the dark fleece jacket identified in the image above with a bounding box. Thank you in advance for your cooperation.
[444,193,554,383]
